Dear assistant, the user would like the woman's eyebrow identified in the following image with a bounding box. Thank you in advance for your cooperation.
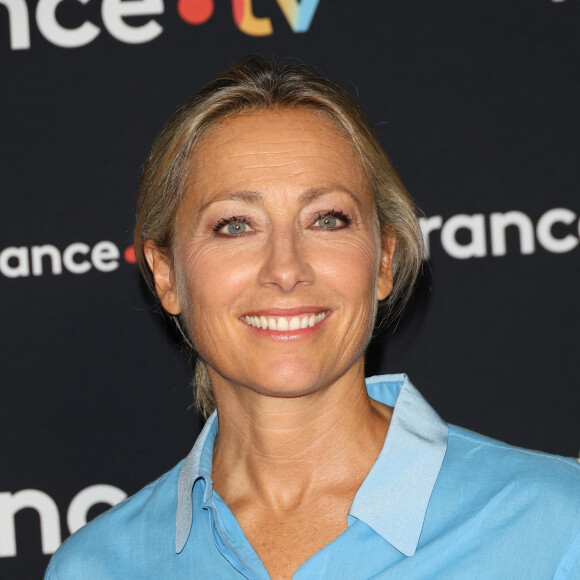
[198,190,263,214]
[298,186,362,209]
[198,186,362,215]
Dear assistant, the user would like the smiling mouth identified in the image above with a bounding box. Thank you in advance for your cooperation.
[243,312,328,332]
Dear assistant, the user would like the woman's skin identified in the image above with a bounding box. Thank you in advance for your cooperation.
[145,108,396,579]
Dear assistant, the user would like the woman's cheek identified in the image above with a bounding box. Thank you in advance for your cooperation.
[182,240,248,285]
[315,235,379,283]
[180,241,259,317]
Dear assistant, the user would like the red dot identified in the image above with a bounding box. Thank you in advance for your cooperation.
[177,0,214,25]
[124,246,136,264]
[232,0,243,26]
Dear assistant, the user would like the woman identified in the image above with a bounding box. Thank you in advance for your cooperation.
[46,56,580,579]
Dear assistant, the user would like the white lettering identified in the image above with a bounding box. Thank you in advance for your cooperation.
[62,242,91,274]
[101,0,163,44]
[0,489,61,557]
[418,215,443,259]
[0,484,128,557]
[0,0,30,49]
[91,240,120,272]
[490,211,535,256]
[0,246,29,278]
[536,208,579,253]
[440,214,486,259]
[1,241,124,278]
[31,244,63,276]
[67,484,127,534]
[36,0,100,48]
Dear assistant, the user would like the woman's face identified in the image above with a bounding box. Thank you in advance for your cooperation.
[147,108,394,400]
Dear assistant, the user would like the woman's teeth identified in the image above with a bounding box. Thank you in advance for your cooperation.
[244,312,327,331]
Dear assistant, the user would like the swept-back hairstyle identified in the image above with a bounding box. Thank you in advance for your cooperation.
[134,55,424,418]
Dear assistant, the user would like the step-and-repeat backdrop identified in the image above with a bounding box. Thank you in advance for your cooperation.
[1,0,579,577]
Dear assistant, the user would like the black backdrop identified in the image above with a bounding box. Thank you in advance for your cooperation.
[1,1,579,577]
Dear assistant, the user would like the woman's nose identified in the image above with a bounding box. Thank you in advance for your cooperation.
[257,229,314,292]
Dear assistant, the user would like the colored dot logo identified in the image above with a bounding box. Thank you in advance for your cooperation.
[175,0,321,35]
[123,246,137,264]
[177,0,215,25]
[232,0,243,27]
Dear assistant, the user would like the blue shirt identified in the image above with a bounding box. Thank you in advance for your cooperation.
[45,374,580,579]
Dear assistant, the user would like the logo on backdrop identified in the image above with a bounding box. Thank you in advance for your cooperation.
[0,485,127,557]
[0,0,321,50]
[420,207,580,259]
[0,240,135,278]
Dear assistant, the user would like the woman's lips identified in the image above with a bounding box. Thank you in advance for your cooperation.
[242,311,328,332]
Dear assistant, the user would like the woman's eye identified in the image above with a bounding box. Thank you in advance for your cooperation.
[215,219,252,236]
[314,212,350,229]
[316,216,338,229]
[226,221,247,235]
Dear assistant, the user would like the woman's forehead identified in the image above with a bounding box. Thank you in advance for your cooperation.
[197,108,355,159]
[184,108,371,208]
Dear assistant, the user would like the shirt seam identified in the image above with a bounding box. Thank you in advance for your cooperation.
[207,498,263,579]
[554,524,580,578]
[449,429,580,470]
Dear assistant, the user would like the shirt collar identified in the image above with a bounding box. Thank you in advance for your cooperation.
[175,411,218,553]
[175,374,448,557]
[349,374,448,556]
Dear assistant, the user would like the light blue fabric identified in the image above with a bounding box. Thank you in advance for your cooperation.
[45,374,580,579]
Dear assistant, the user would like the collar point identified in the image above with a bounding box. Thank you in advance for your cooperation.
[175,535,187,554]
[399,543,418,557]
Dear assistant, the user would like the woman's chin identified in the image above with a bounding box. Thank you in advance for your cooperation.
[211,366,331,403]
[209,353,363,405]
[243,366,353,404]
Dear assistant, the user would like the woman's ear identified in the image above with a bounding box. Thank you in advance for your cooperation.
[143,240,181,315]
[377,230,396,301]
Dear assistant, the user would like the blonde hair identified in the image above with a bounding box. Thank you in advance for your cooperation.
[134,55,424,418]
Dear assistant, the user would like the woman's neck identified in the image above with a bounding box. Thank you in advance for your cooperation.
[210,364,392,511]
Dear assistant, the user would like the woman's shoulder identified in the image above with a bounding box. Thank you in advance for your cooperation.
[445,423,580,507]
[424,425,580,574]
[44,460,183,580]
[448,423,580,473]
